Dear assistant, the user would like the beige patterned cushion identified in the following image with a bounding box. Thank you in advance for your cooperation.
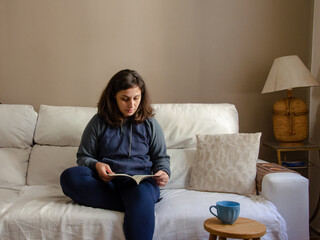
[188,133,261,196]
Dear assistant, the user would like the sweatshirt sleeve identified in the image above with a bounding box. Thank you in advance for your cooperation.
[77,114,104,170]
[148,118,171,177]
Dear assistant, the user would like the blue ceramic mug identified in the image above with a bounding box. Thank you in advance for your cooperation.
[209,201,240,224]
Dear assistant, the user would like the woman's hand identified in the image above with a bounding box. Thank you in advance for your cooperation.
[95,162,115,182]
[153,170,169,187]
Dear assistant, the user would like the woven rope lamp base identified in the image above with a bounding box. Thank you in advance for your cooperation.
[272,90,308,142]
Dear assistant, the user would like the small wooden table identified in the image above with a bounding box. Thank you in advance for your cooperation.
[204,217,266,240]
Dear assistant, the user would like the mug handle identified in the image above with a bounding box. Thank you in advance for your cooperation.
[209,205,218,218]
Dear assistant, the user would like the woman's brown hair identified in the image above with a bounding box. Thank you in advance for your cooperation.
[97,69,154,126]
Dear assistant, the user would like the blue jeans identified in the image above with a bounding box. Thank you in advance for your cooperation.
[60,166,160,240]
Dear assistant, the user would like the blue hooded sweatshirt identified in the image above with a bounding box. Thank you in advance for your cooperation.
[76,114,171,177]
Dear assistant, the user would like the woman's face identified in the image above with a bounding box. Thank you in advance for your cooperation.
[115,86,142,117]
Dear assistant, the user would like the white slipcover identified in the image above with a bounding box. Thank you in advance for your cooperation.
[0,103,310,240]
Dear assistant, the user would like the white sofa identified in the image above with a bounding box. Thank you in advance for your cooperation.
[0,103,309,240]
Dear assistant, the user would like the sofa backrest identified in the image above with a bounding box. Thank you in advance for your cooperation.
[154,104,239,188]
[34,105,97,146]
[32,104,239,148]
[153,104,239,149]
[0,104,38,149]
[26,104,239,188]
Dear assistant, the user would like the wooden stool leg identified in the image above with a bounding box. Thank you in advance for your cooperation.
[218,237,226,240]
[209,234,217,240]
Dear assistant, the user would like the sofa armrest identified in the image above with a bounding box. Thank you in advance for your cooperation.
[259,172,309,240]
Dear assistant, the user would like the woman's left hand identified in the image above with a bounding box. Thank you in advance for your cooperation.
[153,170,169,187]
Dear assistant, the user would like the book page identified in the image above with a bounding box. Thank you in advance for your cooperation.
[108,174,157,184]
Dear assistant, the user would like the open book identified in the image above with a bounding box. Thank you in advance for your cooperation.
[108,173,158,185]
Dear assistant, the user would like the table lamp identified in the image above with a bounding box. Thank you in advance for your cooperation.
[262,55,320,142]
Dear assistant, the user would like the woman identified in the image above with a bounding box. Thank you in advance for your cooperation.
[60,69,170,240]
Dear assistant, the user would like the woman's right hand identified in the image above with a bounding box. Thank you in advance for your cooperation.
[95,162,115,182]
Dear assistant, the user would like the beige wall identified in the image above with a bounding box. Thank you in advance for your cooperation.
[0,0,314,160]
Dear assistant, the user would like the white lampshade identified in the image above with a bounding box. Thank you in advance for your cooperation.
[262,55,319,94]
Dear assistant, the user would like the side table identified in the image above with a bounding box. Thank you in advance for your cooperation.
[263,141,320,177]
[203,217,266,240]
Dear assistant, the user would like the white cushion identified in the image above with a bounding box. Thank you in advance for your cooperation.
[155,189,287,240]
[0,186,125,240]
[152,104,239,149]
[0,186,287,240]
[164,148,196,189]
[34,105,97,146]
[0,148,31,187]
[188,133,261,196]
[27,145,77,186]
[26,146,196,189]
[0,104,37,149]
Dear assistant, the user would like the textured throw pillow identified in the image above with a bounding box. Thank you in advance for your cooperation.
[188,133,261,196]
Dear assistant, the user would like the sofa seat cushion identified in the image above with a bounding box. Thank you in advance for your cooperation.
[155,189,287,240]
[0,186,287,240]
[0,186,125,240]
[0,188,21,207]
[0,188,22,227]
